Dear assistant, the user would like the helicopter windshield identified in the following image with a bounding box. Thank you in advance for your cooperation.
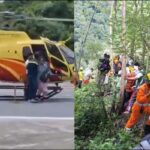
[46,43,64,61]
[59,46,74,64]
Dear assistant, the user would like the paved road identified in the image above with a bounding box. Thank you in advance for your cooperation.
[0,81,74,117]
[0,118,74,149]
[0,81,74,149]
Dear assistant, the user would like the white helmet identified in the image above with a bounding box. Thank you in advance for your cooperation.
[133,134,150,150]
[80,67,83,71]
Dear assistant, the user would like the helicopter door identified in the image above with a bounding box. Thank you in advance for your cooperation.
[46,43,69,76]
[31,44,48,62]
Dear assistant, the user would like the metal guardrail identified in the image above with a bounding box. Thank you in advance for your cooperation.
[0,85,24,100]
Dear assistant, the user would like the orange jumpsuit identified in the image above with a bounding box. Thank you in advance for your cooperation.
[125,83,150,129]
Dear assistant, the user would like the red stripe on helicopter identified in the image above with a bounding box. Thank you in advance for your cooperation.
[0,59,26,82]
[0,65,18,82]
[8,58,25,63]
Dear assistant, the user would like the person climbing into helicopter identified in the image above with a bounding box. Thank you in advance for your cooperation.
[125,73,150,136]
[36,56,50,100]
[25,53,39,103]
[78,67,84,88]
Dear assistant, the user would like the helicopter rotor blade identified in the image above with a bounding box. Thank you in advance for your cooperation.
[1,16,74,22]
[24,17,74,22]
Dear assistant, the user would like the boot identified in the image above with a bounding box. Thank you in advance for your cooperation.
[144,125,150,136]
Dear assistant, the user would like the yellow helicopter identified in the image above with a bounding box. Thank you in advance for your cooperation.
[0,11,74,85]
[0,30,74,84]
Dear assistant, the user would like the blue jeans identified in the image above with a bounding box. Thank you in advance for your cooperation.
[27,76,38,100]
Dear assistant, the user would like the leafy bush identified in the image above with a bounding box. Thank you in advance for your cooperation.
[75,83,109,149]
[89,129,141,150]
[75,82,142,150]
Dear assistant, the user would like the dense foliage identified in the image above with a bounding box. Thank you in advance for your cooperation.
[75,1,150,69]
[75,82,141,149]
[75,1,150,149]
[0,0,74,49]
[75,1,110,68]
[112,1,150,66]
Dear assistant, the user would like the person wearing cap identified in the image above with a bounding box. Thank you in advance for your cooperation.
[124,70,145,114]
[125,73,150,135]
[122,67,136,111]
[78,67,84,88]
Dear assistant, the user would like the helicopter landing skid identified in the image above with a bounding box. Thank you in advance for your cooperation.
[46,85,62,98]
[0,85,63,101]
[39,86,62,101]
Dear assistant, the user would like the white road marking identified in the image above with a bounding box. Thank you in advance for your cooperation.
[0,116,74,120]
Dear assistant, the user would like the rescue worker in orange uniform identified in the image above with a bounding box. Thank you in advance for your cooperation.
[125,73,150,135]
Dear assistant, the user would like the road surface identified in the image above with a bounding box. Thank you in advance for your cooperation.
[0,81,74,149]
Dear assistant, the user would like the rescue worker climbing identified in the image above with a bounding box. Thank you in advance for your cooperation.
[125,73,150,136]
[122,66,136,112]
[124,66,145,114]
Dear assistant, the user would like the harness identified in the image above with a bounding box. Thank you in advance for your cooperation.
[135,101,150,107]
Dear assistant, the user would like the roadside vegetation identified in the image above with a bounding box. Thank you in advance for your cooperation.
[75,82,141,149]
[75,1,150,149]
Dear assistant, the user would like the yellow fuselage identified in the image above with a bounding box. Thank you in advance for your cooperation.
[0,30,73,82]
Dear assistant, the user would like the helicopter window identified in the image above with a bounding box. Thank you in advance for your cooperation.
[31,44,48,62]
[59,46,75,64]
[51,57,68,72]
[22,46,32,61]
[46,43,64,61]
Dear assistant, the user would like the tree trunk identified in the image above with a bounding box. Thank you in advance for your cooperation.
[118,0,127,114]
[110,1,114,72]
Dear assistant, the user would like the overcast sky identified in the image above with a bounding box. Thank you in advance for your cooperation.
[0,0,4,3]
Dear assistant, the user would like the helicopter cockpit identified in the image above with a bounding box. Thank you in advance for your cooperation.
[59,45,74,65]
[41,37,74,77]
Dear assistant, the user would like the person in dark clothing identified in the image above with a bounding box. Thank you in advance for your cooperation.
[98,53,111,85]
[25,54,38,103]
[98,53,111,73]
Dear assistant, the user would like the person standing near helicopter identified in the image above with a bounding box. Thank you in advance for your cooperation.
[25,53,39,103]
